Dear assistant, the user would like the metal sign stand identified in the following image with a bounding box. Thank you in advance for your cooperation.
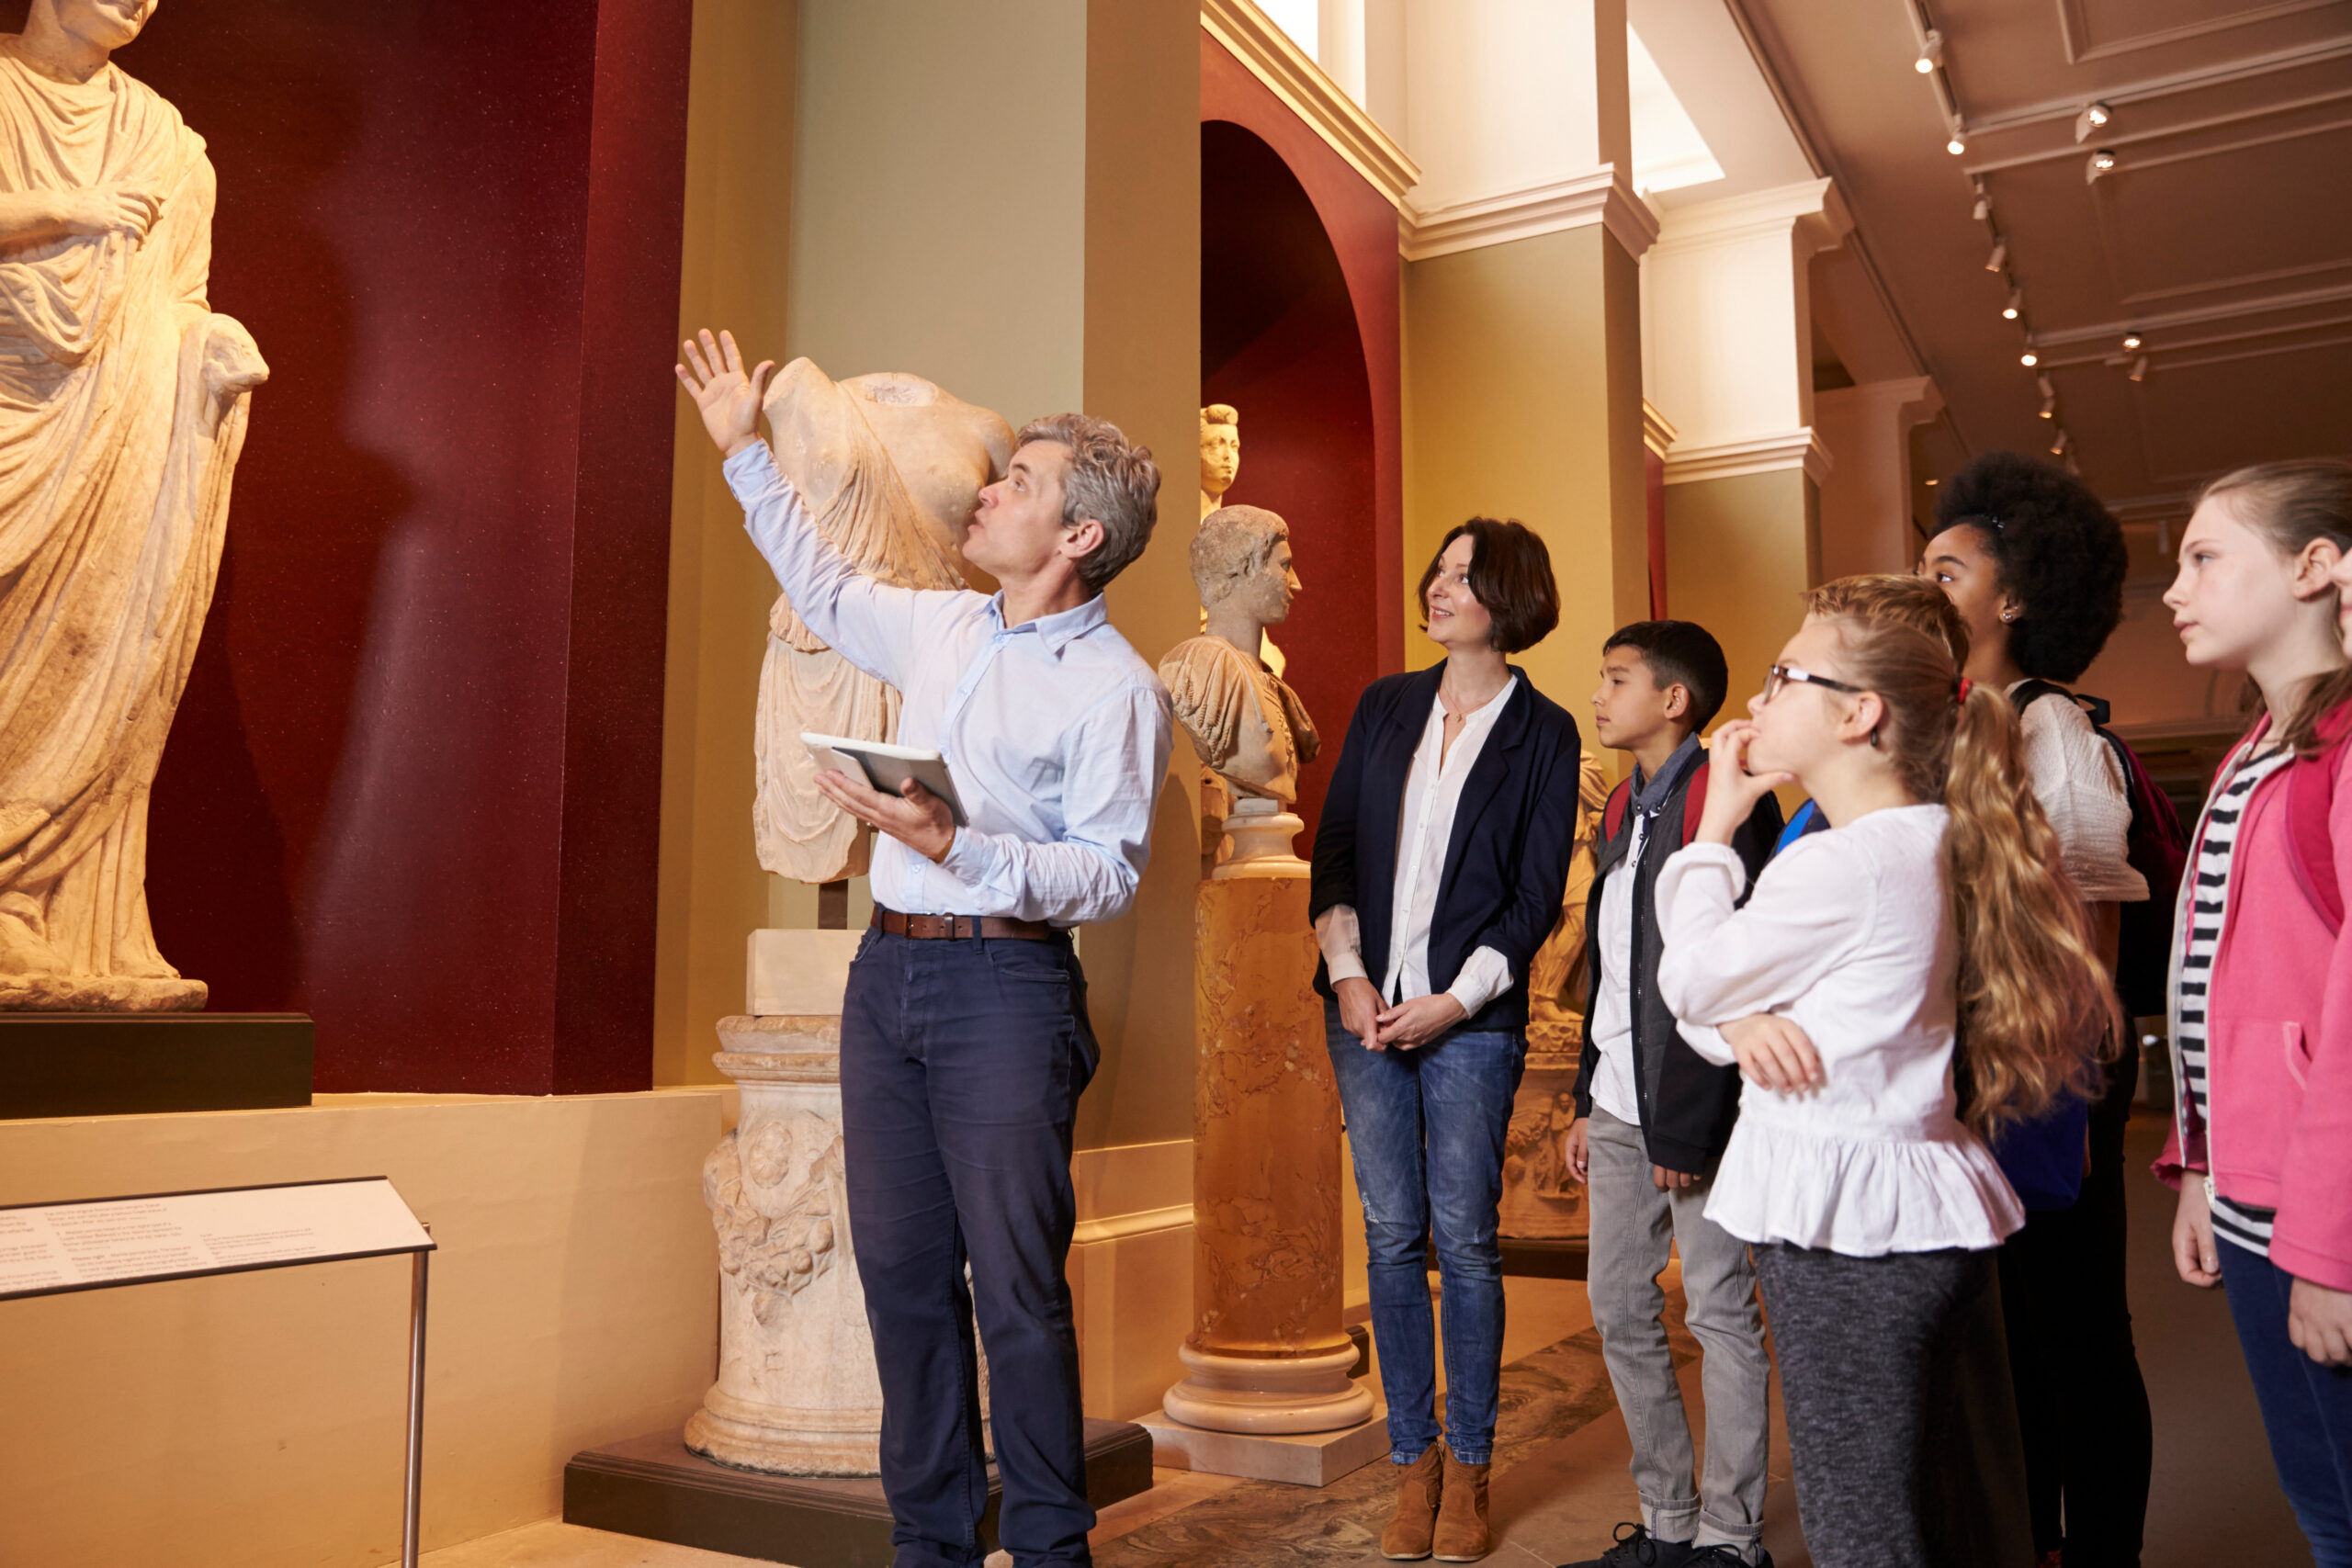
[404,1224,432,1568]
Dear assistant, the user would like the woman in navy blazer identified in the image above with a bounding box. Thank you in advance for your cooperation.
[1311,517,1583,1561]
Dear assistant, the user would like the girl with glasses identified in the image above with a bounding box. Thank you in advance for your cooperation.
[1651,578,2116,1568]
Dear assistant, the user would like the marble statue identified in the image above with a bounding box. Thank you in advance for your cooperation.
[0,1,268,1011]
[1159,505,1317,807]
[1196,402,1283,678]
[753,361,1012,884]
[1199,402,1238,522]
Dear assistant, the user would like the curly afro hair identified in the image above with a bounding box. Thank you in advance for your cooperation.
[1935,451,2127,682]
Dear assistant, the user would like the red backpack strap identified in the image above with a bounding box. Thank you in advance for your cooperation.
[1601,779,1632,845]
[2286,709,2352,933]
[1681,761,1712,847]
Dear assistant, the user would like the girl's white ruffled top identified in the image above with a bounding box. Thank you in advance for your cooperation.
[1656,803,2024,1256]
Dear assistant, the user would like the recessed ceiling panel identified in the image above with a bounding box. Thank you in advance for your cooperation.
[2132,335,2352,481]
[2093,120,2352,304]
[2058,0,2344,61]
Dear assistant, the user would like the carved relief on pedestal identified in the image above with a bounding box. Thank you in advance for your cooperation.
[703,1109,845,1326]
[1499,750,1610,1241]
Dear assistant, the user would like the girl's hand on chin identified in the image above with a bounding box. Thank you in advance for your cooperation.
[1696,722,1794,845]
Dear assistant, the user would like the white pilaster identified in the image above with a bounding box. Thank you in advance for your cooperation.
[1815,376,1945,580]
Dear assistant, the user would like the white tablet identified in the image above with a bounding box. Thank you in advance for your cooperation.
[800,732,971,828]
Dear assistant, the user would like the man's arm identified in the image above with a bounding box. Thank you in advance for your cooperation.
[935,684,1175,926]
[679,328,928,687]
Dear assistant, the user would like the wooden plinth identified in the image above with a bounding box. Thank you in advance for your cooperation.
[0,1013,312,1119]
[564,1419,1153,1566]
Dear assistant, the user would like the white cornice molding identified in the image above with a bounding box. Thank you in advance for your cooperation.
[1400,165,1661,263]
[1201,0,1419,210]
[1642,400,1679,457]
[1650,177,1853,258]
[1662,427,1833,487]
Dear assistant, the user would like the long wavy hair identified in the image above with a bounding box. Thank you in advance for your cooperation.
[1805,579,2119,1132]
[2197,459,2352,755]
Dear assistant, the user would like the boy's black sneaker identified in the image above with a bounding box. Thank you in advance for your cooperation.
[1559,1524,1694,1568]
[1684,1549,1770,1568]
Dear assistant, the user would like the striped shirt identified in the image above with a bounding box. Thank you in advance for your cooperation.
[2178,741,2292,1256]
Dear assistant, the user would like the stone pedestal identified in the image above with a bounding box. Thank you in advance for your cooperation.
[687,1012,883,1475]
[1162,860,1372,1438]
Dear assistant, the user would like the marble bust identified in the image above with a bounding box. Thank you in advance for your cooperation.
[1159,505,1318,806]
[1199,402,1238,522]
[754,360,1012,884]
[0,0,270,1010]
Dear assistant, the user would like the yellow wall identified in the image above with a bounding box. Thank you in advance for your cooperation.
[0,1091,721,1568]
[1401,224,1649,709]
[1663,467,1819,719]
[654,0,803,1089]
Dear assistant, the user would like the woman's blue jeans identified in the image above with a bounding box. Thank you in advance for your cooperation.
[1324,998,1526,1465]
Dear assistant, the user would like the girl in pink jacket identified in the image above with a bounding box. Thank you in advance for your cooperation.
[2159,458,2352,1564]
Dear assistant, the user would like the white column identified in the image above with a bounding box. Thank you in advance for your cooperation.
[1815,376,1944,580]
[1642,177,1850,487]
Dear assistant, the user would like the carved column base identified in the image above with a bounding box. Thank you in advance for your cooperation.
[1161,1342,1373,1435]
[688,1012,883,1477]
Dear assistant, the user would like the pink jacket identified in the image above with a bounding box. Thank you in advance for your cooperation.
[2156,716,2352,1292]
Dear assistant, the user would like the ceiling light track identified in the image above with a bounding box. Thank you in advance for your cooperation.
[1903,1,1970,156]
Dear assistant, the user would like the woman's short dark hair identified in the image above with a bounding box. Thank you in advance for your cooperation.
[1417,517,1560,654]
[1935,451,2126,683]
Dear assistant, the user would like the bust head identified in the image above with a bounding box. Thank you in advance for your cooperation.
[1199,404,1239,499]
[30,0,155,57]
[1192,504,1299,637]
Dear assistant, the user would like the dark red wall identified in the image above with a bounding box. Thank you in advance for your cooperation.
[64,1,694,1093]
[1202,39,1405,849]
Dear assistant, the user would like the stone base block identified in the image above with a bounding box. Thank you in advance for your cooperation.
[1161,1341,1373,1434]
[0,1012,312,1119]
[1139,1403,1391,1487]
[748,929,867,1016]
[565,1419,1153,1566]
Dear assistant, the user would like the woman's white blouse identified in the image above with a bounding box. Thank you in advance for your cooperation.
[1655,803,2023,1257]
[2013,684,2149,905]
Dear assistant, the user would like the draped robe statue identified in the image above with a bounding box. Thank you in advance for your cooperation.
[753,361,1012,884]
[0,20,268,1010]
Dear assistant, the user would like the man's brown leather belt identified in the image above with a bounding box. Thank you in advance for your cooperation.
[872,908,1055,942]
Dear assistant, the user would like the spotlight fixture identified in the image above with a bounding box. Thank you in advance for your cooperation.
[1925,478,1939,486]
[2129,355,2150,383]
[2020,349,2040,367]
[2086,148,2119,184]
[1985,237,2007,272]
[2121,331,2143,352]
[2002,286,2023,321]
[1948,131,1969,156]
[1917,28,1943,73]
[2065,454,2082,478]
[2075,101,2113,142]
[2039,386,2057,419]
[2051,428,2070,457]
[1973,186,1991,222]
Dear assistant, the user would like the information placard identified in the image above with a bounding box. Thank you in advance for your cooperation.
[0,1177,432,1301]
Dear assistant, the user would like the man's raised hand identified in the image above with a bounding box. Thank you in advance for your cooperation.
[675,328,775,458]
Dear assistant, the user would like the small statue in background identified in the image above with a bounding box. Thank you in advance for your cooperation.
[752,361,1012,885]
[1196,402,1283,678]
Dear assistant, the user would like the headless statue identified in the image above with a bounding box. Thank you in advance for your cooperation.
[1160,505,1317,807]
[753,360,1012,885]
[0,0,269,1010]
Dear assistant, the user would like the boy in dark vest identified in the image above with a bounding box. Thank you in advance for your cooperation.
[1562,621,1782,1568]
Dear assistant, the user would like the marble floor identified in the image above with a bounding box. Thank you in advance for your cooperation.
[411,1119,2307,1568]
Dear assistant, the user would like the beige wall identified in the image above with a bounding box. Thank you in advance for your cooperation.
[1663,467,1817,719]
[1402,224,1649,705]
[0,1091,721,1568]
[653,0,802,1089]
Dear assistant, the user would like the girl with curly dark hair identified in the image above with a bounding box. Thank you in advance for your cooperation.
[1921,451,2151,1568]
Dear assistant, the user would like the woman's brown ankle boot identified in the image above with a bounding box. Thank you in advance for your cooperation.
[1381,1445,1446,1560]
[1430,1450,1492,1561]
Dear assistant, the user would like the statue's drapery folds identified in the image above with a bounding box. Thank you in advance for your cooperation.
[0,48,266,1010]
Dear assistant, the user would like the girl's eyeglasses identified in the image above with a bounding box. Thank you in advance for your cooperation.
[1762,664,1866,705]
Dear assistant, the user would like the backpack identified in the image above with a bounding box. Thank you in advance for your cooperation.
[1600,761,1711,858]
[2281,702,2352,931]
[2012,681,2188,1018]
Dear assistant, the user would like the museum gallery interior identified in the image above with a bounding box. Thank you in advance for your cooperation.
[1,0,2346,1565]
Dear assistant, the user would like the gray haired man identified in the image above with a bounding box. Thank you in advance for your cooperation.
[679,331,1174,1568]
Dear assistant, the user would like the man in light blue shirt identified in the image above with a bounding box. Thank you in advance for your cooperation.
[679,331,1172,1568]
